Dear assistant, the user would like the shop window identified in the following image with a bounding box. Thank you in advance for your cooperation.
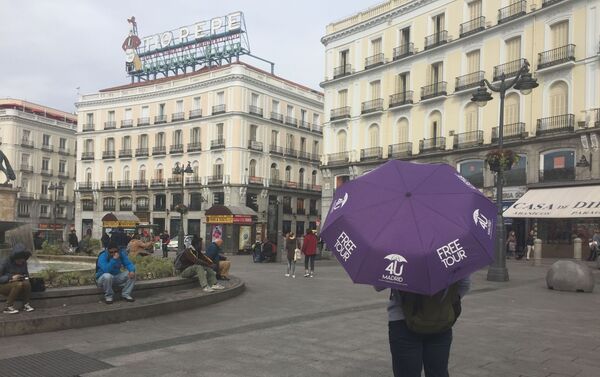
[189,193,203,211]
[154,194,166,211]
[458,160,484,188]
[540,150,575,183]
[504,155,527,187]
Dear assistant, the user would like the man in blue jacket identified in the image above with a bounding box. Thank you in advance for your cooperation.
[96,241,136,304]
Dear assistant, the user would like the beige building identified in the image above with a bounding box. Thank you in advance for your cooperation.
[75,62,323,250]
[321,0,600,257]
[0,99,77,242]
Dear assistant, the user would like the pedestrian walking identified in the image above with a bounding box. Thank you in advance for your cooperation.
[301,229,318,277]
[525,230,535,261]
[284,232,299,278]
[506,231,517,259]
[67,229,79,253]
[161,231,170,258]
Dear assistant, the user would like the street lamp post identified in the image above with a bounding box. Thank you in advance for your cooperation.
[173,161,194,252]
[48,181,64,243]
[471,60,538,282]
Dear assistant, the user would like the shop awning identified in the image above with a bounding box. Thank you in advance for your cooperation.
[101,213,140,228]
[205,205,258,224]
[504,185,600,218]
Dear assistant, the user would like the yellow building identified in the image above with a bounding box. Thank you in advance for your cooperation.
[321,0,600,257]
[75,62,323,250]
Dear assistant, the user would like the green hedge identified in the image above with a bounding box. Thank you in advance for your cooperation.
[38,255,176,288]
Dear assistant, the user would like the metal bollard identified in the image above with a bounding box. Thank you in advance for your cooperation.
[534,238,542,266]
[573,237,582,261]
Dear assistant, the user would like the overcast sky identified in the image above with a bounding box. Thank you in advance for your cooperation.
[0,0,373,113]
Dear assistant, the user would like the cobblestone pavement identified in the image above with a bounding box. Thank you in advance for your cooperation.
[0,256,598,377]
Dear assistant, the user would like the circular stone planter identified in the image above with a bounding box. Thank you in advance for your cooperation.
[546,260,595,293]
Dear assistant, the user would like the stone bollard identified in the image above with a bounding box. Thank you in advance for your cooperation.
[573,237,582,261]
[534,238,542,266]
[546,260,594,292]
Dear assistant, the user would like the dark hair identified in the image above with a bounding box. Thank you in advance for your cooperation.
[107,241,119,251]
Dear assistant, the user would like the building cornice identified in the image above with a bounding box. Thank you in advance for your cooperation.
[0,113,77,135]
[77,74,323,110]
[321,0,435,46]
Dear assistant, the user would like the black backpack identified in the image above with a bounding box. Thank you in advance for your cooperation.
[399,283,462,334]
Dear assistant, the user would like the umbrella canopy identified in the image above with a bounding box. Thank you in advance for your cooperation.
[321,160,496,295]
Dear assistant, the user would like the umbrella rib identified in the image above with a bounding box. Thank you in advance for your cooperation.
[340,196,407,222]
[406,195,432,295]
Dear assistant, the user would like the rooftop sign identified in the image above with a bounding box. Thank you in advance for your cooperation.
[122,12,250,81]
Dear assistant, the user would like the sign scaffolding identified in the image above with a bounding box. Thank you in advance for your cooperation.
[122,12,250,82]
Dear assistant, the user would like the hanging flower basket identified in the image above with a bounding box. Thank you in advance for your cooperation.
[174,204,189,214]
[485,149,519,172]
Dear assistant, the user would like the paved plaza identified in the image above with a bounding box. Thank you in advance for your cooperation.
[0,255,598,377]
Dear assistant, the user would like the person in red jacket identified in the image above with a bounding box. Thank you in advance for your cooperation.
[301,229,319,277]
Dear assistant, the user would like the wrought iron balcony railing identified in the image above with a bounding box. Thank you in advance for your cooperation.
[424,30,448,50]
[172,112,185,121]
[207,175,224,184]
[421,82,447,100]
[327,152,349,165]
[389,91,413,108]
[360,147,383,161]
[543,0,566,7]
[117,180,132,189]
[285,148,298,158]
[248,176,263,185]
[270,112,284,123]
[419,137,446,153]
[453,130,484,148]
[77,182,93,191]
[498,1,527,24]
[152,146,166,155]
[134,180,148,189]
[169,144,184,154]
[249,106,263,117]
[81,152,95,160]
[388,142,413,158]
[330,106,351,121]
[137,117,150,126]
[365,53,384,69]
[460,16,486,38]
[248,140,263,151]
[150,179,165,187]
[285,116,298,126]
[493,58,526,81]
[210,138,226,149]
[135,148,149,157]
[185,176,202,186]
[41,144,54,152]
[269,145,284,155]
[20,164,33,173]
[21,138,34,148]
[189,109,202,119]
[121,119,133,128]
[154,115,167,124]
[333,64,352,79]
[82,124,95,132]
[536,114,575,136]
[102,151,116,159]
[167,178,182,186]
[393,43,414,61]
[537,44,575,70]
[187,142,202,152]
[455,71,485,92]
[104,121,116,130]
[212,104,226,115]
[58,147,70,155]
[101,181,115,190]
[119,149,132,158]
[491,122,527,142]
[361,99,384,114]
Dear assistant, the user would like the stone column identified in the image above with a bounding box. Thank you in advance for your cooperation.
[573,237,582,261]
[534,238,543,266]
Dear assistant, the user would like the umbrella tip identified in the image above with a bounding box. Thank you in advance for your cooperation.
[405,192,412,198]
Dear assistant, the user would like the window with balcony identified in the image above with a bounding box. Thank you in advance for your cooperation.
[458,160,484,188]
[366,38,384,69]
[270,163,280,183]
[422,62,446,99]
[334,49,351,78]
[285,166,292,183]
[539,21,575,69]
[103,197,116,211]
[425,13,447,49]
[271,130,279,147]
[337,130,347,152]
[249,159,257,178]
[540,150,575,182]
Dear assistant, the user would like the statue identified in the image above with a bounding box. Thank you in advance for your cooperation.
[0,145,16,185]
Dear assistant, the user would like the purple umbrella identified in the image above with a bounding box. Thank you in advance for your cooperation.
[320,160,496,295]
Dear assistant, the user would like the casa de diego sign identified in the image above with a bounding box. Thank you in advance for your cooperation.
[122,12,250,79]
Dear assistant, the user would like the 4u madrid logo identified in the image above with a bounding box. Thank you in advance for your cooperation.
[381,254,408,284]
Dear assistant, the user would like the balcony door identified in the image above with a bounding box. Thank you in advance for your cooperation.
[464,103,479,133]
[466,50,480,73]
[338,89,348,107]
[551,21,568,48]
[504,93,520,125]
[433,13,445,34]
[506,37,521,62]
[468,0,482,20]
[428,62,443,85]
[396,73,409,94]
[549,81,568,117]
[370,80,381,100]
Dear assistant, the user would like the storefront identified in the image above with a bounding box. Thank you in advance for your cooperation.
[204,205,257,254]
[101,212,140,236]
[504,184,600,258]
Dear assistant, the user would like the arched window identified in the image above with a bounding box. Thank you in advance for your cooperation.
[139,165,146,181]
[85,168,92,183]
[155,163,164,180]
[285,165,292,182]
[299,168,305,185]
[397,118,409,143]
[337,130,347,152]
[311,170,318,185]
[464,103,479,132]
[192,160,199,177]
[270,163,279,181]
[504,93,520,125]
[368,124,379,148]
[123,166,130,182]
[106,167,113,183]
[549,81,568,116]
[249,159,257,177]
[214,158,223,178]
[428,111,442,139]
